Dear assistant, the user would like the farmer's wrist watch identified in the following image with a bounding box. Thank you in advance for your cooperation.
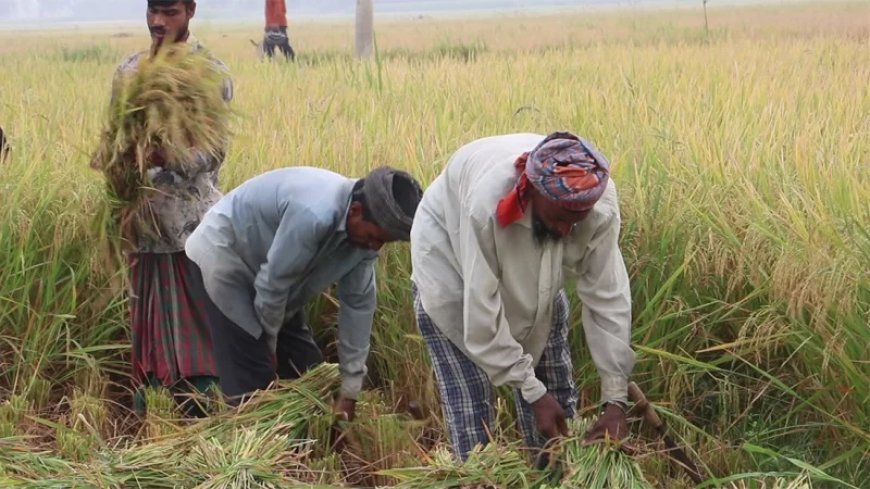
[601,400,627,413]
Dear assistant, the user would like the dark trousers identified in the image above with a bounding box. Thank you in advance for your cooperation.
[264,26,295,61]
[203,293,323,402]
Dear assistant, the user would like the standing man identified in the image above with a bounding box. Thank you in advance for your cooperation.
[410,132,636,460]
[264,0,295,61]
[185,166,423,420]
[101,0,234,417]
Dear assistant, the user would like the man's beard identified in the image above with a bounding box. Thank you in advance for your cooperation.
[532,213,563,247]
[149,26,188,51]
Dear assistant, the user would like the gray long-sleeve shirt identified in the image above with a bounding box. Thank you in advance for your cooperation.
[185,167,379,398]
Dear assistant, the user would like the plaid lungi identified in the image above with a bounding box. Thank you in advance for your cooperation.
[129,252,217,387]
[413,285,577,461]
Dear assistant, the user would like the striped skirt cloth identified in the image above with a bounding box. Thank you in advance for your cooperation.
[128,252,218,388]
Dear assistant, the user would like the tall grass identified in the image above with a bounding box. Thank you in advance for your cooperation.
[0,1,867,487]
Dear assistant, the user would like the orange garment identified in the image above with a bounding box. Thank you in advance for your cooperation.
[265,0,287,28]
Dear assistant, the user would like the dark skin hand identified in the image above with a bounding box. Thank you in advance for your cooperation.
[333,395,357,422]
[533,393,569,440]
[583,403,636,454]
[330,395,358,452]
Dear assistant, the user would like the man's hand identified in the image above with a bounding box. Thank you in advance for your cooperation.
[532,393,568,440]
[333,395,357,423]
[330,396,358,452]
[583,403,633,452]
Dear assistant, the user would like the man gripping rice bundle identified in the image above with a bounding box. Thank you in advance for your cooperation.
[90,0,234,417]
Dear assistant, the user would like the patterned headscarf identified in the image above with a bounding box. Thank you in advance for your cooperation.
[496,131,610,227]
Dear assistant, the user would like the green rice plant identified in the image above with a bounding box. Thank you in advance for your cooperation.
[55,423,94,463]
[0,395,29,439]
[335,391,427,486]
[433,40,488,62]
[24,376,52,413]
[57,44,118,64]
[141,385,180,439]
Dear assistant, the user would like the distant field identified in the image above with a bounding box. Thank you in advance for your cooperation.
[0,1,867,487]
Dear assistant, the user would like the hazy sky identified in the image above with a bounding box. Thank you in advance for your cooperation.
[0,0,685,24]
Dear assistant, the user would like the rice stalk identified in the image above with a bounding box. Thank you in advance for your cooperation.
[335,391,427,486]
[383,443,542,489]
[0,395,29,438]
[89,43,232,250]
[142,385,180,439]
[0,364,344,487]
[546,417,654,489]
[725,472,813,488]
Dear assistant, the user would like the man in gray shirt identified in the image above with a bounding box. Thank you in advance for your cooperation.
[186,166,422,420]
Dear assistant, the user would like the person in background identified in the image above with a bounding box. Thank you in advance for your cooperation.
[264,0,295,61]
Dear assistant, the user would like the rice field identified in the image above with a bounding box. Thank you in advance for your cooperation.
[0,1,868,487]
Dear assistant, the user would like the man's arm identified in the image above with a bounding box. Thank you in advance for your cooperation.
[254,207,325,351]
[574,211,636,404]
[334,257,378,400]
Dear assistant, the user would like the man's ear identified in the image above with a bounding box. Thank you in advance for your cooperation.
[187,1,197,18]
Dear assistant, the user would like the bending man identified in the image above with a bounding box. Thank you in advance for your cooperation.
[186,166,422,420]
[410,132,636,460]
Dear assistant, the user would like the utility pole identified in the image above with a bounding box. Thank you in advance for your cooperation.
[355,0,374,59]
[703,0,710,33]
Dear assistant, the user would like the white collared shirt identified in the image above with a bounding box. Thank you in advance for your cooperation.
[410,133,635,404]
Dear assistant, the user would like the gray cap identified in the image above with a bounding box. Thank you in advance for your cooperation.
[362,167,423,241]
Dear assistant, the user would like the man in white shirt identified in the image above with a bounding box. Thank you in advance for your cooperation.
[410,131,636,460]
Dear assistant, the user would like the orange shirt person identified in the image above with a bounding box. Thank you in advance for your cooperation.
[263,0,294,60]
[265,0,287,28]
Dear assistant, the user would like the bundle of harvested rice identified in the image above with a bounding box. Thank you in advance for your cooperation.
[384,442,541,489]
[554,417,654,489]
[384,416,655,489]
[0,364,343,488]
[90,43,231,246]
[724,474,813,489]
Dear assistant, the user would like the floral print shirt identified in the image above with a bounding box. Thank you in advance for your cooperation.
[111,36,233,253]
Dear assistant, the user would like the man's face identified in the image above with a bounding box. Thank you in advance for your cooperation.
[530,189,592,245]
[147,1,196,48]
[346,202,395,252]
